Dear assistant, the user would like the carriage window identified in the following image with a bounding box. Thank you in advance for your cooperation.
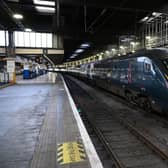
[163,59,168,70]
[144,63,151,72]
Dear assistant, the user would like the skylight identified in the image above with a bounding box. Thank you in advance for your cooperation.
[35,6,55,13]
[33,0,55,6]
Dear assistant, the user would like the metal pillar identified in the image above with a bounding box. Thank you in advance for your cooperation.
[7,31,16,83]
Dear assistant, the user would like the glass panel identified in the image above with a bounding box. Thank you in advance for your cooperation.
[41,33,47,47]
[17,31,24,47]
[5,31,9,46]
[14,31,18,46]
[13,31,53,48]
[0,30,5,46]
[163,59,168,70]
[30,32,36,47]
[35,33,41,47]
[47,33,52,48]
[24,32,30,47]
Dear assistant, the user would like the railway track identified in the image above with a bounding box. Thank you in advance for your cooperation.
[64,75,168,168]
[67,74,168,156]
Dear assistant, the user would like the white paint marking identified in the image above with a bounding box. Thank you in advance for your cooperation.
[61,75,103,168]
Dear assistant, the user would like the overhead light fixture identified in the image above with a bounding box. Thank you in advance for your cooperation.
[152,12,162,17]
[13,13,23,19]
[147,17,154,22]
[80,43,90,48]
[111,48,116,51]
[140,16,149,22]
[120,46,124,49]
[152,12,157,16]
[165,20,168,24]
[35,6,55,13]
[25,28,32,32]
[146,36,151,40]
[70,54,77,58]
[75,49,84,53]
[33,0,55,6]
[130,42,135,45]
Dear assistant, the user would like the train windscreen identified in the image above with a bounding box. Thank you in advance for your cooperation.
[163,59,168,70]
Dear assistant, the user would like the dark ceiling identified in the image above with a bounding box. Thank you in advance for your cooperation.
[0,0,168,64]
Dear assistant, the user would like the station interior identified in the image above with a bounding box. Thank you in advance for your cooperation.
[1,1,168,168]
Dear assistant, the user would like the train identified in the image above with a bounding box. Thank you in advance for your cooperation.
[63,48,168,114]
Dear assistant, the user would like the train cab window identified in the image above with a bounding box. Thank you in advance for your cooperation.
[163,59,168,70]
[144,62,151,72]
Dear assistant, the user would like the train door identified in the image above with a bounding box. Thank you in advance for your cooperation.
[89,63,94,80]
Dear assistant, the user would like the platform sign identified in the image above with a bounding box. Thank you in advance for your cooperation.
[57,141,86,165]
[7,60,15,73]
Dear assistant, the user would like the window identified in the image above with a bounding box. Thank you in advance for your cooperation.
[0,30,7,46]
[47,33,52,48]
[30,32,36,47]
[163,59,168,70]
[14,31,53,48]
[24,32,30,47]
[41,33,47,47]
[17,31,24,47]
[35,33,41,47]
[144,63,151,72]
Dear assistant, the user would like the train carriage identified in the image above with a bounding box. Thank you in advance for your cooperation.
[68,48,168,114]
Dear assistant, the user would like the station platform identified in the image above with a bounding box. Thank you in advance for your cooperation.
[16,73,56,84]
[0,73,102,168]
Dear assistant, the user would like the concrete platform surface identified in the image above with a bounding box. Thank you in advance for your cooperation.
[0,73,102,168]
[16,72,56,84]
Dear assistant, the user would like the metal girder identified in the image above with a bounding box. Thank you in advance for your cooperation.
[6,0,167,14]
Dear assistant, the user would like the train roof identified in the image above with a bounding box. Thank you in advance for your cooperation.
[132,48,168,59]
[99,48,168,63]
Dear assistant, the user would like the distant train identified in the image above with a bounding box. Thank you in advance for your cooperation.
[64,48,168,114]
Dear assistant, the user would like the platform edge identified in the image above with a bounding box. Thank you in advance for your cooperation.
[61,75,103,168]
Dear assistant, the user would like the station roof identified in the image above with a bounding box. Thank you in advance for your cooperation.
[0,0,167,64]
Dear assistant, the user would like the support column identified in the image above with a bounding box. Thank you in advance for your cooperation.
[7,31,16,83]
[52,0,64,49]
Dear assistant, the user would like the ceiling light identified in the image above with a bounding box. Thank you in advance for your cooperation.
[75,49,84,53]
[165,20,168,24]
[147,17,154,22]
[35,6,55,13]
[70,54,78,58]
[33,0,55,6]
[13,14,23,19]
[120,46,124,49]
[140,16,149,22]
[25,28,32,32]
[152,12,157,16]
[130,42,135,45]
[111,48,116,51]
[146,36,151,40]
[80,43,90,48]
[152,12,162,17]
